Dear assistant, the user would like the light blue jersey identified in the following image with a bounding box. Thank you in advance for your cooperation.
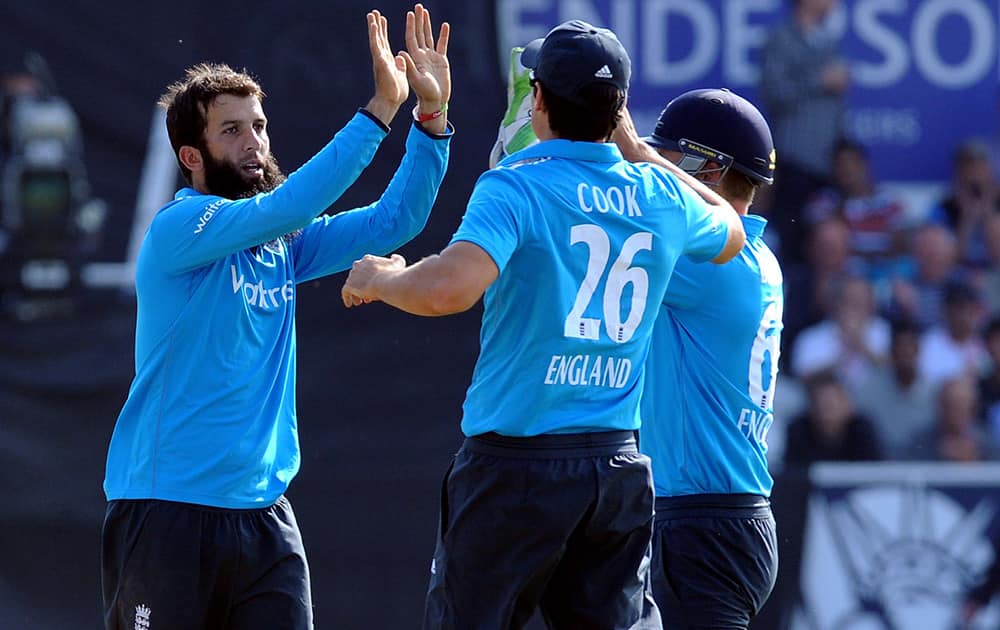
[451,140,730,437]
[104,113,450,508]
[640,215,782,497]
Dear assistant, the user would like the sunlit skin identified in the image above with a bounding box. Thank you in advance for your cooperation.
[180,94,270,194]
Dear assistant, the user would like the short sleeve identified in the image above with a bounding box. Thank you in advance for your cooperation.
[681,193,729,263]
[450,169,521,273]
[649,167,728,263]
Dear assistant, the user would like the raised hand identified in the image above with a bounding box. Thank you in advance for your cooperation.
[612,105,658,163]
[366,9,409,126]
[401,3,451,133]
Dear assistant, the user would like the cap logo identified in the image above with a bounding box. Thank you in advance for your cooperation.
[594,65,613,79]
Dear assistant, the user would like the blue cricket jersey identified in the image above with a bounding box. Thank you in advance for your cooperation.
[640,215,783,497]
[451,140,731,437]
[104,112,451,508]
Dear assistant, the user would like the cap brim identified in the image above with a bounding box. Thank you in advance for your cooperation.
[520,38,544,69]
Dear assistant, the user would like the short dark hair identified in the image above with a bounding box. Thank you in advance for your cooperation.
[719,170,757,204]
[158,63,265,182]
[536,80,623,142]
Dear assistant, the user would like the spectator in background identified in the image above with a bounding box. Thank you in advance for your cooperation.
[905,376,995,461]
[975,213,1000,317]
[927,139,1000,271]
[852,320,937,459]
[781,216,860,361]
[759,0,849,263]
[990,87,1000,181]
[784,369,883,465]
[919,279,988,386]
[886,224,962,329]
[979,317,1000,442]
[804,138,909,287]
[791,274,889,389]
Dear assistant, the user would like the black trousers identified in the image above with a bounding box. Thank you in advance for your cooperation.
[423,430,661,630]
[650,494,778,630]
[101,495,312,630]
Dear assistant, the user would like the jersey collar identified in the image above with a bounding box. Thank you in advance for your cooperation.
[175,187,202,200]
[742,214,767,239]
[499,139,623,166]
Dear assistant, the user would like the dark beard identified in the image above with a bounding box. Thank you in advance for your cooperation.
[201,149,302,245]
[201,149,286,200]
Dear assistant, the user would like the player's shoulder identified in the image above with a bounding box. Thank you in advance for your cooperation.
[474,162,528,194]
[621,158,669,178]
[495,155,556,171]
[148,190,228,238]
[752,241,784,286]
[474,156,559,199]
[156,189,225,217]
[632,161,688,196]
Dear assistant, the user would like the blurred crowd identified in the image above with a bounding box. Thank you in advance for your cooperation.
[749,0,1000,472]
[765,135,1000,469]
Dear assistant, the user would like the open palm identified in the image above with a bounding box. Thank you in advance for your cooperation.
[401,4,451,108]
[368,9,408,108]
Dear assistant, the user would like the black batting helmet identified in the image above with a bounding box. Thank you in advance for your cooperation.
[643,88,776,185]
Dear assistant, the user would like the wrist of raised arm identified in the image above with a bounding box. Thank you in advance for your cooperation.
[415,99,447,116]
[365,97,401,127]
[622,140,656,164]
[411,103,451,137]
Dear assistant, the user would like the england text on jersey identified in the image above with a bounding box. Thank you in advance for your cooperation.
[544,353,632,389]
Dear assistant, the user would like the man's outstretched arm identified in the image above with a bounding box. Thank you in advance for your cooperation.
[341,241,498,316]
[291,3,452,282]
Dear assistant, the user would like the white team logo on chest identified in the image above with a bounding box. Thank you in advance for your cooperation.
[231,264,294,309]
[254,238,286,267]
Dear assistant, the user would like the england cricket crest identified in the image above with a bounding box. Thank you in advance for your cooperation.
[789,463,1000,630]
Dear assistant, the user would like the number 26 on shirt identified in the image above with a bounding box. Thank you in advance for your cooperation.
[564,224,652,344]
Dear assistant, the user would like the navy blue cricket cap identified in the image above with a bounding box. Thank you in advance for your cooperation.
[520,20,631,107]
[644,88,777,185]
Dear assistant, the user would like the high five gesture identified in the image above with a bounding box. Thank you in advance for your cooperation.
[365,9,409,126]
[402,4,451,134]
